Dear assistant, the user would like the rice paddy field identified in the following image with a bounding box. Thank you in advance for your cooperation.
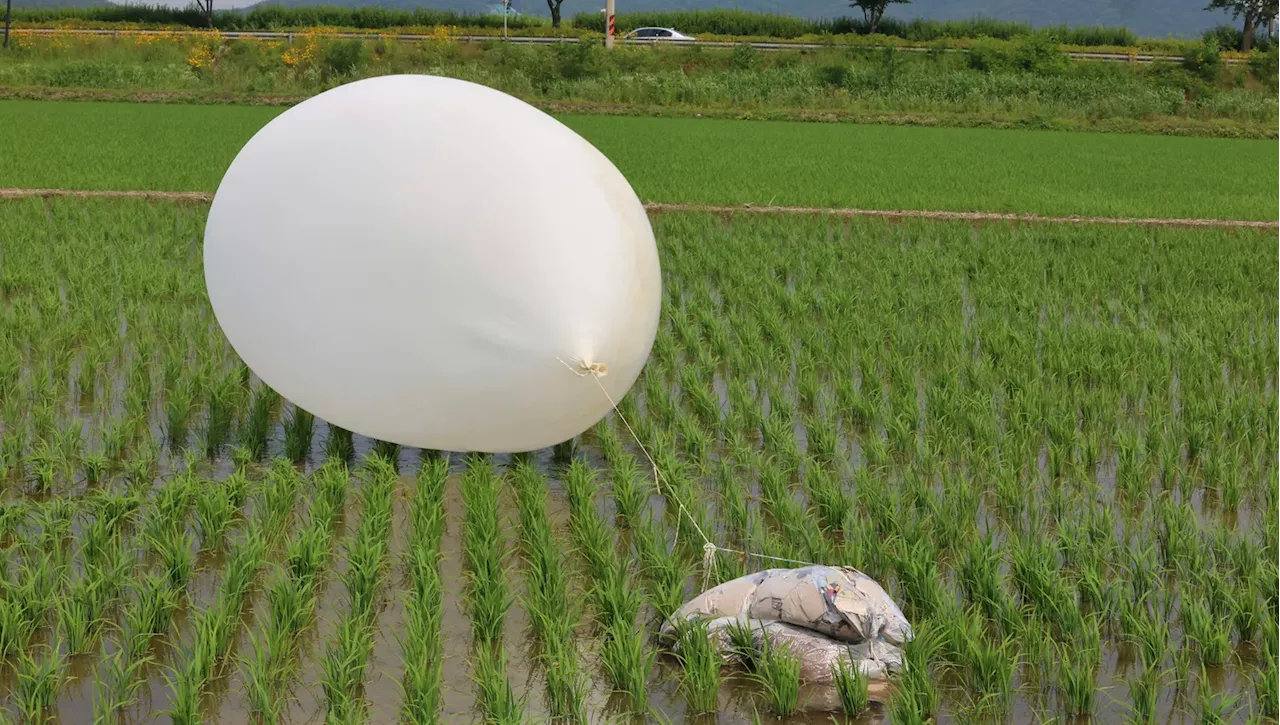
[1,99,1277,220]
[0,194,1275,724]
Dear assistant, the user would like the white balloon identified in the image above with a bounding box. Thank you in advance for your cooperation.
[203,74,661,453]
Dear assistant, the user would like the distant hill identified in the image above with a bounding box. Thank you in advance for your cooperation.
[13,0,1243,38]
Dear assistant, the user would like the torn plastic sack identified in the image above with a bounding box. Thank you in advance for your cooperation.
[660,566,911,684]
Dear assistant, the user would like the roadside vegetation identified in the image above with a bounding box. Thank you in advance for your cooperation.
[0,28,1274,138]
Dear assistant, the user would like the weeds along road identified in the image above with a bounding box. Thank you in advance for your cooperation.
[11,27,1246,64]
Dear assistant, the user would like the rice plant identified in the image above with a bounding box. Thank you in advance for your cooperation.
[599,618,655,712]
[240,384,279,460]
[14,644,68,724]
[472,644,525,725]
[92,642,153,724]
[400,457,447,725]
[282,404,316,463]
[325,424,356,464]
[1126,663,1162,724]
[460,456,512,647]
[832,656,870,717]
[752,634,802,715]
[673,617,722,714]
[320,615,376,722]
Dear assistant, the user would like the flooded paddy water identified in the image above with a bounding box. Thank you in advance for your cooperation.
[0,199,1275,724]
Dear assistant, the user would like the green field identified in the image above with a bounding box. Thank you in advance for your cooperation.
[1,99,1276,220]
[0,196,1275,724]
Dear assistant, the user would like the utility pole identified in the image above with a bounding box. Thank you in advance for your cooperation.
[502,0,509,40]
[604,0,615,49]
[3,0,12,50]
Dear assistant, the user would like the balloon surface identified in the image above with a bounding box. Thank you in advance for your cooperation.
[203,74,661,453]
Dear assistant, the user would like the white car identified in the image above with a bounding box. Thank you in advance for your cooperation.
[623,27,695,41]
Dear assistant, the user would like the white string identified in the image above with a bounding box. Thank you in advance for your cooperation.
[557,357,821,581]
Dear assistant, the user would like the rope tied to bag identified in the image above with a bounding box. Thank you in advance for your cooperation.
[557,355,818,587]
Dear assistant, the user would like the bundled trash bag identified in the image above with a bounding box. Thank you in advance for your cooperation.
[661,566,911,683]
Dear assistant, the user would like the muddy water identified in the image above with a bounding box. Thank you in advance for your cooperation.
[3,429,1264,725]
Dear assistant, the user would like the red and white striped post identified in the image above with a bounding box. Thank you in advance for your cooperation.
[604,0,616,49]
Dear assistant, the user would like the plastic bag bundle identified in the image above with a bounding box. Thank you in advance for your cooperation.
[661,566,912,683]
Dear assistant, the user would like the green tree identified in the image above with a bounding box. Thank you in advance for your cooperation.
[850,0,910,35]
[1205,0,1278,50]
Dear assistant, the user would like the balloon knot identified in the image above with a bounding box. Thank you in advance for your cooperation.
[579,360,609,377]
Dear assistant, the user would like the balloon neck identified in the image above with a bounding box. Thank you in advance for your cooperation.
[579,360,609,377]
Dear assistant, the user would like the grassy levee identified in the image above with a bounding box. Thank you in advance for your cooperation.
[0,99,1275,220]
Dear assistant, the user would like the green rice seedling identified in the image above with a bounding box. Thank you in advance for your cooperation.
[724,618,760,670]
[1196,667,1243,724]
[240,384,279,460]
[1172,640,1194,692]
[832,656,870,718]
[0,594,36,661]
[609,454,647,528]
[92,642,152,725]
[58,573,112,654]
[282,405,316,463]
[399,457,447,725]
[962,631,1019,710]
[632,517,690,621]
[241,628,288,725]
[1255,654,1278,720]
[125,574,181,650]
[81,451,109,486]
[372,439,402,470]
[1126,663,1161,724]
[599,617,654,711]
[1230,584,1261,643]
[285,524,332,586]
[890,662,938,725]
[325,424,356,464]
[1183,596,1231,666]
[400,562,444,725]
[164,640,211,725]
[590,564,644,634]
[674,617,722,714]
[1056,644,1097,717]
[267,573,317,637]
[14,644,68,724]
[150,524,195,591]
[803,465,852,533]
[472,644,525,725]
[165,379,194,449]
[222,526,269,609]
[461,457,512,645]
[202,371,240,459]
[540,637,589,724]
[1123,601,1170,670]
[123,439,157,489]
[343,521,390,616]
[320,615,375,722]
[752,634,802,715]
[896,536,945,621]
[195,483,235,550]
